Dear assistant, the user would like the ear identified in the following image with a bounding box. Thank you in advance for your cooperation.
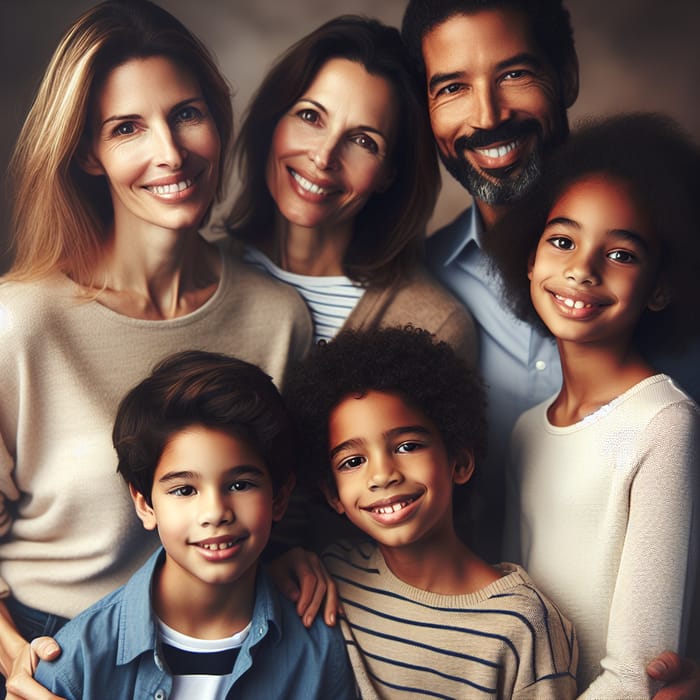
[452,449,475,486]
[272,474,295,522]
[527,250,537,281]
[647,282,671,312]
[319,480,345,515]
[560,53,580,109]
[375,166,396,194]
[129,484,158,531]
[75,136,105,176]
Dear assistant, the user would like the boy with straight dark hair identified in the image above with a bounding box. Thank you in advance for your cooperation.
[35,350,356,699]
[284,326,578,699]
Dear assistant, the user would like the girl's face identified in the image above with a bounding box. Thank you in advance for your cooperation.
[528,174,665,348]
[85,55,221,236]
[265,57,397,232]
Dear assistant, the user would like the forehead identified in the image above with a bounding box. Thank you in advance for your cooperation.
[422,8,542,80]
[92,55,200,113]
[549,175,656,241]
[301,57,398,132]
[329,390,434,438]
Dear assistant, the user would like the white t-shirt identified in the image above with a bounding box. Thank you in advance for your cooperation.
[158,618,251,700]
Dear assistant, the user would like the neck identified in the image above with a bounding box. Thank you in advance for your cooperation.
[379,528,500,595]
[474,198,510,232]
[92,225,220,320]
[153,559,257,640]
[266,216,353,276]
[550,339,656,426]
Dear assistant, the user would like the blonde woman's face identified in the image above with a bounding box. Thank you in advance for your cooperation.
[84,56,220,236]
[265,58,397,232]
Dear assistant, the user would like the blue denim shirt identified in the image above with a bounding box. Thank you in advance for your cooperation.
[35,548,357,700]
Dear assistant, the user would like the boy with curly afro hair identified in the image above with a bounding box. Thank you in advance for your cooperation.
[283,326,578,699]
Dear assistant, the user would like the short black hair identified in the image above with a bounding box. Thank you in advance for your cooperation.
[401,0,577,110]
[283,326,487,492]
[114,350,295,504]
[486,112,700,351]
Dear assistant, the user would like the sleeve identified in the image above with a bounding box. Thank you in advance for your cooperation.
[431,306,478,369]
[580,401,700,699]
[509,583,579,700]
[0,332,23,541]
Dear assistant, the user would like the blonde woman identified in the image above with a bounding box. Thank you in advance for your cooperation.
[0,1,310,697]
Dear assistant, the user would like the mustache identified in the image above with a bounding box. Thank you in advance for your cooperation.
[455,119,542,152]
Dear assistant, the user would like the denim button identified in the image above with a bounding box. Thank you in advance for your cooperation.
[154,690,166,700]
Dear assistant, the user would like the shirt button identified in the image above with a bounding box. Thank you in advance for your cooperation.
[535,360,547,371]
[155,690,166,700]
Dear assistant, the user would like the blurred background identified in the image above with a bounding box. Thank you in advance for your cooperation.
[1,0,698,271]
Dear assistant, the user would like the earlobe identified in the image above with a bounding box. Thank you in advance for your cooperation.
[319,480,345,515]
[452,450,475,486]
[648,283,671,312]
[527,251,536,281]
[272,474,296,522]
[561,54,580,109]
[129,484,158,531]
[76,145,105,176]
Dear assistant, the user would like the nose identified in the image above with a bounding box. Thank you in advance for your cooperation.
[199,490,234,527]
[565,251,600,286]
[153,123,186,169]
[470,81,502,131]
[367,454,403,491]
[309,135,340,171]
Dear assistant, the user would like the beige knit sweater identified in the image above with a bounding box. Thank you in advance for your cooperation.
[0,241,311,618]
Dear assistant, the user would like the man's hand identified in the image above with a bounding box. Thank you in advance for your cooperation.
[648,651,700,700]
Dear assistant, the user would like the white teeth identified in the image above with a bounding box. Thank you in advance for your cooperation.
[556,294,592,309]
[292,170,332,195]
[148,179,193,195]
[372,499,413,515]
[202,541,234,551]
[477,141,517,159]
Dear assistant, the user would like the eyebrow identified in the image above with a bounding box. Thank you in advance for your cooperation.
[157,464,266,484]
[428,52,544,94]
[329,425,432,459]
[99,96,204,130]
[294,97,388,139]
[545,217,651,252]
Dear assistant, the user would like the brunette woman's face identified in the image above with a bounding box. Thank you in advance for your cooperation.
[265,58,397,231]
[84,56,221,236]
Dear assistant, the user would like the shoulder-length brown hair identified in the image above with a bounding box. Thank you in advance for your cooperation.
[227,15,440,288]
[7,0,233,285]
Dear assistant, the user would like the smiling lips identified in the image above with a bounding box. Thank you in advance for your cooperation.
[290,168,339,197]
[367,496,417,515]
[474,139,519,160]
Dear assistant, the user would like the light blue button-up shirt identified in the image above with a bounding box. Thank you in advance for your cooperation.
[426,205,562,559]
[35,548,357,700]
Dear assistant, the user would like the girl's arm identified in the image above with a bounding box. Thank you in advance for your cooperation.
[266,547,341,627]
[581,401,699,698]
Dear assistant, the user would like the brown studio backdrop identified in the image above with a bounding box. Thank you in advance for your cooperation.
[1,0,698,273]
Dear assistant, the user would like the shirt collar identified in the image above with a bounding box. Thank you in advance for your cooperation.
[441,204,485,266]
[117,548,283,664]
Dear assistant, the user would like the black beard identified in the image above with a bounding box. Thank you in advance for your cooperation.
[439,119,546,206]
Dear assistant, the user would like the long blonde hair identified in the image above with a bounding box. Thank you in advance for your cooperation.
[8,0,232,285]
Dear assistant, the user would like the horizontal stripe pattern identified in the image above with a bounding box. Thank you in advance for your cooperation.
[243,247,364,342]
[323,540,577,699]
